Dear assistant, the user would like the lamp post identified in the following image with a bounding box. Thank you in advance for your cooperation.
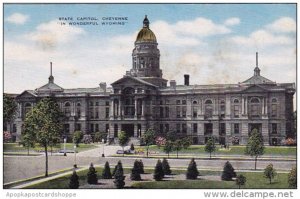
[107,129,110,144]
[63,138,67,156]
[101,138,105,157]
[73,145,77,168]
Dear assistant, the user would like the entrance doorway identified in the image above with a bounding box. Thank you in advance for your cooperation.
[248,123,261,136]
[121,124,134,137]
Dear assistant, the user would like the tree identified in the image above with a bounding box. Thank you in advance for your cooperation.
[186,158,199,180]
[236,174,246,189]
[21,131,35,156]
[3,94,17,125]
[94,132,107,143]
[245,129,265,170]
[288,167,297,188]
[102,161,112,179]
[182,137,192,149]
[118,131,129,157]
[153,159,164,181]
[87,163,98,184]
[81,134,93,144]
[264,164,277,184]
[130,160,142,181]
[162,158,172,175]
[114,161,125,188]
[173,140,183,159]
[73,131,83,147]
[163,141,173,158]
[205,137,216,159]
[137,160,145,174]
[23,97,63,177]
[113,161,123,177]
[142,128,156,158]
[69,170,79,189]
[221,161,236,181]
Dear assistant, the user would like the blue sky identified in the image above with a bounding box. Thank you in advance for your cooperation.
[3,4,296,93]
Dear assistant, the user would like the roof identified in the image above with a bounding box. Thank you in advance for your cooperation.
[35,82,64,93]
[112,75,158,87]
[241,74,275,85]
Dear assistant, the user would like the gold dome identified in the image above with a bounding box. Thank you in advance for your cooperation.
[135,15,157,43]
[136,28,157,42]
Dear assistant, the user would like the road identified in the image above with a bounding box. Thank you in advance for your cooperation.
[4,146,296,184]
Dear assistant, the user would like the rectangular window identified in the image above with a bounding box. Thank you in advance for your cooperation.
[182,106,187,118]
[234,105,239,118]
[176,123,181,134]
[165,107,169,118]
[13,124,17,133]
[182,100,187,105]
[271,104,277,117]
[106,124,109,133]
[114,124,118,137]
[193,123,198,134]
[160,124,164,134]
[90,124,94,133]
[75,123,81,131]
[193,107,197,118]
[165,124,169,133]
[182,124,187,134]
[64,124,70,134]
[160,107,164,118]
[95,124,99,132]
[204,123,213,135]
[219,123,225,135]
[251,105,260,117]
[105,101,110,106]
[176,100,181,105]
[89,108,94,119]
[95,102,99,106]
[272,123,277,134]
[95,110,99,119]
[105,107,109,118]
[176,106,181,118]
[234,124,239,134]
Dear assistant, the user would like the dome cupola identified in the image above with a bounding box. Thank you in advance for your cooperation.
[136,15,157,43]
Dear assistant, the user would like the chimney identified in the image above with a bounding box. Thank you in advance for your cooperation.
[99,82,107,93]
[170,80,176,89]
[184,74,189,86]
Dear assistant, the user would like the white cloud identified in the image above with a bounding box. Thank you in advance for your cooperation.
[231,29,294,47]
[25,20,85,49]
[224,17,240,26]
[267,17,296,33]
[5,13,29,25]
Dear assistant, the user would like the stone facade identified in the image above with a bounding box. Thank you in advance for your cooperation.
[7,16,295,145]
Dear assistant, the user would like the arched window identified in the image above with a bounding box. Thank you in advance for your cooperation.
[233,99,239,103]
[220,100,225,112]
[204,99,213,118]
[64,102,71,117]
[193,100,198,104]
[250,97,261,118]
[271,98,277,103]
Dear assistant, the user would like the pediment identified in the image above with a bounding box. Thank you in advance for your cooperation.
[111,76,157,88]
[16,90,37,99]
[242,85,269,93]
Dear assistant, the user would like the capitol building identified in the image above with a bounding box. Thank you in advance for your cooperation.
[9,16,295,145]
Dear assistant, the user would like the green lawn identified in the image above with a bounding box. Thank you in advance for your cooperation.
[24,167,290,189]
[4,143,97,154]
[136,145,296,156]
[132,172,290,189]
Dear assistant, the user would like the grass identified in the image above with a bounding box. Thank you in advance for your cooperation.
[24,167,290,189]
[132,172,290,189]
[4,143,97,154]
[135,145,296,156]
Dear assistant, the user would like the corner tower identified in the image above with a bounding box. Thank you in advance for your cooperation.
[128,15,167,87]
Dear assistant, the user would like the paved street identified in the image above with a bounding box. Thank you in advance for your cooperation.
[4,145,296,184]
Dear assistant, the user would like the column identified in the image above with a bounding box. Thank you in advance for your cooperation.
[225,95,231,117]
[198,123,204,144]
[141,99,145,117]
[134,98,137,117]
[262,97,265,114]
[110,99,114,118]
[118,99,121,117]
[134,124,138,137]
[242,97,244,114]
[265,98,268,114]
[245,97,248,114]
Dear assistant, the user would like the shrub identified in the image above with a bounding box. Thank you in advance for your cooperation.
[186,158,199,180]
[155,136,166,147]
[221,161,237,181]
[114,161,125,188]
[94,132,102,142]
[288,167,297,188]
[236,174,246,189]
[130,160,142,181]
[205,137,216,159]
[264,164,277,184]
[81,134,93,144]
[137,160,145,174]
[69,170,79,189]
[102,161,112,179]
[153,159,164,181]
[130,143,135,151]
[162,158,172,175]
[87,163,98,184]
[230,136,240,145]
[283,138,296,146]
